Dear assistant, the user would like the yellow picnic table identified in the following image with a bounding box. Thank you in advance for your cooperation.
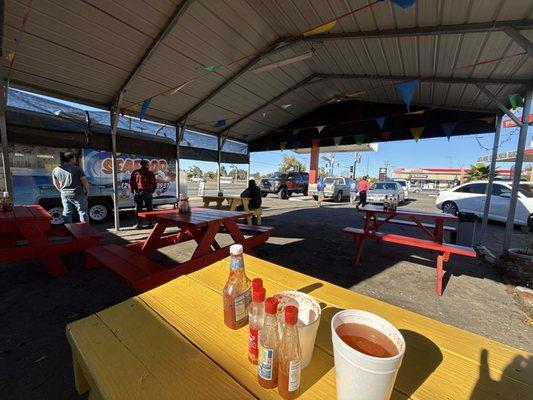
[203,195,253,224]
[66,255,532,399]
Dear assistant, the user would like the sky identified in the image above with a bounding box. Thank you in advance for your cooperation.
[20,89,532,178]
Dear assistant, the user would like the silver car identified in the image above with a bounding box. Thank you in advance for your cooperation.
[367,181,405,204]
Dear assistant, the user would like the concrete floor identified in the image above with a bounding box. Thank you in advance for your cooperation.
[1,191,531,399]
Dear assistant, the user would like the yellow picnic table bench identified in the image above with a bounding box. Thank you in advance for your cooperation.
[66,255,532,399]
[202,195,262,225]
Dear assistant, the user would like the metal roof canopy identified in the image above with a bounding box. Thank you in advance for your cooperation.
[1,0,532,143]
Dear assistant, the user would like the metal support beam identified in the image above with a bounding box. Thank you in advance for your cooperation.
[503,90,533,252]
[175,119,187,202]
[476,84,522,126]
[479,114,502,245]
[116,0,194,100]
[504,27,533,59]
[0,1,13,196]
[176,38,290,123]
[316,73,531,86]
[110,105,120,231]
[217,135,227,194]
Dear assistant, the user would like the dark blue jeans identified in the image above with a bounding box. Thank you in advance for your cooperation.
[134,192,153,223]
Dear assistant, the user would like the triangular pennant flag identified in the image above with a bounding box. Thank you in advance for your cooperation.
[281,104,292,110]
[345,90,365,97]
[6,51,15,63]
[162,80,194,96]
[391,0,416,9]
[293,140,301,151]
[394,80,419,111]
[316,125,325,134]
[303,20,337,37]
[441,122,457,141]
[508,93,524,109]
[333,136,342,147]
[410,126,425,142]
[139,99,151,120]
[212,119,226,128]
[261,112,267,118]
[195,64,222,72]
[354,134,365,145]
[376,117,386,130]
[479,116,495,124]
[280,142,287,151]
[405,110,425,115]
[380,131,391,142]
[293,129,301,135]
[129,103,140,112]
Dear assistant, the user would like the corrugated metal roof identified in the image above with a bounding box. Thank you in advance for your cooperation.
[4,0,533,143]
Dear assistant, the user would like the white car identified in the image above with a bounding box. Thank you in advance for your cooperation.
[435,180,533,225]
[394,179,410,199]
[367,181,405,204]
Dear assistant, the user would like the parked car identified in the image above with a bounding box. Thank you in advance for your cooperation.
[308,177,353,202]
[367,181,405,204]
[260,171,309,199]
[435,180,533,226]
[394,179,410,199]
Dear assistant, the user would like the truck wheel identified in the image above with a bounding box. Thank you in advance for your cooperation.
[261,192,268,198]
[44,203,64,226]
[335,191,343,202]
[278,188,288,199]
[302,186,308,196]
[88,200,111,223]
[313,195,318,200]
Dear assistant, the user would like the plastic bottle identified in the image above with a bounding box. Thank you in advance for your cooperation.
[258,297,280,388]
[277,305,302,399]
[248,285,266,364]
[223,244,251,329]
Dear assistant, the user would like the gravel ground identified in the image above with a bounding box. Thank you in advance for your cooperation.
[1,190,531,399]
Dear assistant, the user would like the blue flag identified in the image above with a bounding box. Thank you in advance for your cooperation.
[293,140,301,151]
[441,122,457,141]
[139,98,151,120]
[212,119,226,128]
[394,80,418,111]
[376,117,386,130]
[391,0,416,8]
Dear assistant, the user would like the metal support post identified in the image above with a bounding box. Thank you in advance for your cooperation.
[217,134,227,193]
[0,1,13,196]
[175,119,187,201]
[503,91,533,252]
[479,114,502,244]
[110,106,120,231]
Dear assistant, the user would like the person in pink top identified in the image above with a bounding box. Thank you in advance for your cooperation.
[356,176,369,210]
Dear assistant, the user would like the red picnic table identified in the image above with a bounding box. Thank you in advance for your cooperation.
[86,208,273,291]
[0,205,102,276]
[343,205,476,295]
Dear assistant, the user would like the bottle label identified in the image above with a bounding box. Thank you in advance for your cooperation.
[288,359,301,392]
[258,345,274,380]
[248,327,258,359]
[233,289,251,323]
[230,257,244,271]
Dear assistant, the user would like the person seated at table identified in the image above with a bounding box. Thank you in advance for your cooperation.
[238,180,262,223]
[130,160,156,229]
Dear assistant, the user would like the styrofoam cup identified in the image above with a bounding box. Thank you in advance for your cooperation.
[277,291,321,369]
[331,310,405,400]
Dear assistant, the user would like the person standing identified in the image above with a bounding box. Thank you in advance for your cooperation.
[356,176,369,210]
[349,179,358,204]
[316,176,325,208]
[130,160,156,229]
[52,152,90,223]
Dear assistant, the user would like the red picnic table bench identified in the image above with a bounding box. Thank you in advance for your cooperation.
[85,208,273,291]
[0,205,102,276]
[343,205,476,295]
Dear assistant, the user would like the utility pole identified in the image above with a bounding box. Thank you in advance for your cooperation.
[365,158,369,176]
[353,152,361,179]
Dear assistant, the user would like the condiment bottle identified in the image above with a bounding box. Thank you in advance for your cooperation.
[278,305,302,399]
[248,285,266,364]
[258,297,280,388]
[222,244,251,329]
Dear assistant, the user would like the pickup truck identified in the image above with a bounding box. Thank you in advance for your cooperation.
[309,177,353,202]
[260,171,309,199]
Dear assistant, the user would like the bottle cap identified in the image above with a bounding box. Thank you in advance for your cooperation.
[265,297,278,314]
[229,244,243,255]
[252,278,263,290]
[253,286,266,302]
[285,305,299,324]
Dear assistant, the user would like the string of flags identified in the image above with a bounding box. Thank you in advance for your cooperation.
[5,0,33,80]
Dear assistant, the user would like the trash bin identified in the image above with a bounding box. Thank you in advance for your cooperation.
[454,212,481,246]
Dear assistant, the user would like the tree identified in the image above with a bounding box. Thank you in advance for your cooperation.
[465,162,497,182]
[186,165,203,178]
[318,167,328,177]
[219,165,228,177]
[204,170,216,180]
[252,172,262,180]
[279,155,306,173]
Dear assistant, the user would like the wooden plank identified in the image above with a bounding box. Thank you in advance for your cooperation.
[380,233,476,257]
[361,206,458,221]
[86,246,149,283]
[0,210,15,222]
[186,261,532,399]
[67,300,254,400]
[104,244,164,275]
[13,206,36,221]
[64,223,103,241]
[27,205,51,221]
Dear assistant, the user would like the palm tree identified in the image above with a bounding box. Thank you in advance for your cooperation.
[465,162,498,182]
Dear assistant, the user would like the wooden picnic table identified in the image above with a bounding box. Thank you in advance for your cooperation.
[203,195,253,224]
[0,205,101,276]
[66,255,532,399]
[92,208,273,291]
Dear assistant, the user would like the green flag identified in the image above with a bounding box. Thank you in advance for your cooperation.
[355,134,365,145]
[508,93,524,109]
[195,64,222,72]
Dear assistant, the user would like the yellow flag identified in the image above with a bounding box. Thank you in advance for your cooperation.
[280,142,287,151]
[129,103,140,112]
[345,90,365,97]
[303,20,337,37]
[6,51,15,63]
[479,116,495,124]
[410,127,425,142]
[405,110,425,115]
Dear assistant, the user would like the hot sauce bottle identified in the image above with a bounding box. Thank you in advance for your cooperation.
[223,244,251,329]
[248,284,266,364]
[278,305,302,399]
[258,297,280,388]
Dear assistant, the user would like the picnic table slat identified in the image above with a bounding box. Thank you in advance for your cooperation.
[13,206,36,221]
[361,205,458,221]
[27,205,51,220]
[186,257,532,399]
[66,299,253,400]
